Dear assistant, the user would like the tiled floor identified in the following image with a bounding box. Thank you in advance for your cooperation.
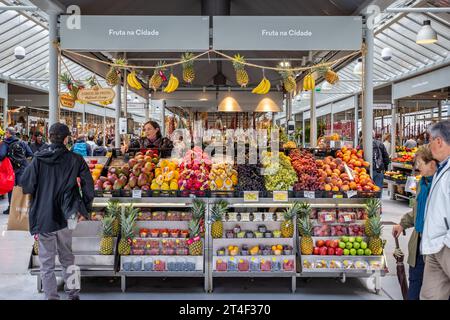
[0,195,411,300]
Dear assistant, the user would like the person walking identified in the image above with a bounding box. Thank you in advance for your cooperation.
[71,134,91,157]
[392,145,437,299]
[86,134,97,156]
[0,127,33,214]
[21,123,94,300]
[30,132,48,154]
[372,131,390,191]
[420,120,450,300]
[383,133,392,157]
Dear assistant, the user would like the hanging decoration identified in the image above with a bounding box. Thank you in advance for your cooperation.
[163,73,179,93]
[127,70,143,90]
[233,54,249,87]
[302,73,315,91]
[252,69,271,95]
[106,58,125,86]
[279,69,296,93]
[181,52,196,84]
[149,61,166,91]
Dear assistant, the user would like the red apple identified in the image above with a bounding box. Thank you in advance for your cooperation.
[335,248,343,256]
[330,240,339,248]
[316,240,325,247]
[328,247,335,255]
[325,240,332,247]
[320,247,328,255]
[313,247,320,255]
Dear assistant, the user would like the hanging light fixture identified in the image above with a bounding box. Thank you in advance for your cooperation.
[255,98,281,112]
[353,58,363,75]
[321,81,333,91]
[218,96,242,112]
[381,47,392,61]
[416,20,438,44]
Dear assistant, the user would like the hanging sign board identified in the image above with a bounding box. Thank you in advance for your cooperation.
[59,93,75,108]
[213,16,362,50]
[393,65,450,100]
[60,16,210,51]
[77,88,115,102]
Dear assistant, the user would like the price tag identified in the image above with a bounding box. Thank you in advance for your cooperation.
[330,141,336,148]
[103,193,112,198]
[324,214,333,222]
[304,191,315,199]
[244,191,259,202]
[132,190,142,198]
[273,191,288,202]
[404,164,413,169]
[333,194,343,199]
[346,190,357,198]
[344,215,351,222]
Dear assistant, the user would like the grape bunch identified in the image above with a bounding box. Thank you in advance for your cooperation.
[235,164,266,191]
[261,152,298,191]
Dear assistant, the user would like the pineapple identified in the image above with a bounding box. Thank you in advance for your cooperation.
[368,216,384,255]
[297,202,311,220]
[192,199,206,220]
[118,211,136,256]
[281,202,301,238]
[211,200,227,239]
[188,219,203,256]
[99,216,115,255]
[181,52,195,83]
[298,217,314,255]
[105,58,124,87]
[233,54,249,87]
[365,199,381,237]
[279,70,296,93]
[106,200,121,236]
[149,61,165,91]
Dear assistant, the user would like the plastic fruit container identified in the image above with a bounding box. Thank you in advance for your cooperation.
[153,259,166,271]
[250,258,260,271]
[166,212,180,221]
[216,259,227,272]
[152,211,166,221]
[271,258,282,271]
[273,230,282,238]
[160,230,170,238]
[131,257,142,271]
[225,230,235,239]
[228,257,238,272]
[167,258,177,271]
[254,232,263,238]
[330,225,348,237]
[185,258,196,271]
[258,225,267,233]
[180,230,189,239]
[150,229,160,238]
[122,258,132,271]
[238,259,249,272]
[143,258,153,271]
[283,259,295,271]
[260,259,271,272]
[131,248,145,255]
[180,212,192,221]
[302,259,312,269]
[169,230,180,238]
[318,211,337,224]
[338,212,356,224]
[329,260,343,269]
[176,247,189,255]
[313,225,331,237]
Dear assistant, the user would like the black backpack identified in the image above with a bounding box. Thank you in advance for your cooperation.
[373,141,384,172]
[7,141,26,169]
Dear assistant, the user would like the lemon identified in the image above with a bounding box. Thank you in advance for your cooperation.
[161,182,170,191]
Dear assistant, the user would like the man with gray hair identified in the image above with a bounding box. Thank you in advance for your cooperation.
[420,120,450,300]
[0,127,33,214]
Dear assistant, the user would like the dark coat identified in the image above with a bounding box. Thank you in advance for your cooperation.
[21,143,94,235]
[30,141,48,154]
[0,136,33,183]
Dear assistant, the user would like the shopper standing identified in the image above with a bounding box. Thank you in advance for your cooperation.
[71,134,91,157]
[404,137,418,149]
[372,131,390,191]
[392,145,437,300]
[30,132,48,154]
[86,134,97,156]
[21,123,94,300]
[0,127,33,215]
[420,120,450,300]
[383,133,392,157]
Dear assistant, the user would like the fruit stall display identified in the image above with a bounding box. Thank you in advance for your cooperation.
[387,147,417,202]
[261,151,298,191]
[393,146,417,164]
[299,199,386,282]
[84,156,110,184]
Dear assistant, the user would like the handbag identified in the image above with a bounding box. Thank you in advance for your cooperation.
[7,186,31,231]
[0,157,15,195]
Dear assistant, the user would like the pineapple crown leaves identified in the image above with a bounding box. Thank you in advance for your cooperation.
[188,219,201,238]
[366,198,381,218]
[59,72,72,86]
[283,201,302,220]
[106,200,121,218]
[211,200,228,222]
[368,215,383,237]
[86,76,98,88]
[297,202,311,219]
[120,211,136,240]
[232,54,246,70]
[181,52,195,67]
[113,58,126,67]
[124,204,140,219]
[153,61,167,75]
[297,217,313,237]
[100,216,115,237]
[191,199,206,220]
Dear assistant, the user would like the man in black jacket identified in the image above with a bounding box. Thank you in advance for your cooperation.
[372,131,391,192]
[21,123,94,300]
[29,132,48,154]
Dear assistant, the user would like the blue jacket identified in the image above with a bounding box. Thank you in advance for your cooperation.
[0,136,33,171]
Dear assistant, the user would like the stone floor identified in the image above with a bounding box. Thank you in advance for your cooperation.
[0,193,412,300]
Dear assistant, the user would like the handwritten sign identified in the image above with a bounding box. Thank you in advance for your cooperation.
[132,190,142,198]
[304,191,315,199]
[244,191,259,202]
[273,191,288,202]
[77,88,115,102]
[60,93,75,108]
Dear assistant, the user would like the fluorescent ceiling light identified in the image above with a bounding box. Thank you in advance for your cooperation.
[416,20,437,45]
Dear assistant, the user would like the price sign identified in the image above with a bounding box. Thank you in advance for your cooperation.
[404,164,413,170]
[324,214,334,222]
[304,191,315,199]
[244,191,259,202]
[346,190,357,198]
[273,191,288,202]
[103,193,112,198]
[343,215,352,222]
[132,190,142,198]
[333,194,344,199]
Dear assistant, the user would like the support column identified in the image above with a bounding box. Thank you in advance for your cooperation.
[48,12,59,126]
[114,85,121,149]
[285,93,291,135]
[354,94,359,147]
[438,100,442,121]
[2,81,8,129]
[103,106,106,146]
[310,90,317,147]
[330,103,334,135]
[362,24,374,176]
[390,101,397,157]
[302,114,305,147]
[161,100,166,137]
[145,95,150,122]
[82,104,85,132]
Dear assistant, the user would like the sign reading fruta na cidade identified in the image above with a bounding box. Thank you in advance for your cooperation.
[77,88,115,102]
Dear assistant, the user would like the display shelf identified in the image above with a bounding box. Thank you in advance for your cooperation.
[212,238,293,248]
[212,272,295,277]
[392,162,414,170]
[395,193,412,200]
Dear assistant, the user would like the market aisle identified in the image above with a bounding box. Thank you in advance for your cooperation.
[0,196,410,300]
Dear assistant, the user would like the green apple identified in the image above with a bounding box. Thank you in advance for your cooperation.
[346,242,353,250]
[348,237,355,243]
[339,242,346,249]
[341,236,349,243]
[364,249,372,256]
[343,249,350,255]
[357,249,364,256]
[360,242,367,249]
[353,242,360,250]
[356,236,363,243]
[350,248,357,256]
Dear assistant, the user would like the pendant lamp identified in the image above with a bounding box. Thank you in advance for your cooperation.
[255,98,281,112]
[218,96,242,112]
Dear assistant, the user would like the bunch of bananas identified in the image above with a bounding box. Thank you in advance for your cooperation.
[163,74,179,93]
[252,77,271,94]
[127,71,142,90]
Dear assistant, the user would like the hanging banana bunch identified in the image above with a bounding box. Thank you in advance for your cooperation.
[127,70,143,90]
[303,73,315,91]
[163,73,179,93]
[252,69,271,94]
[233,54,249,87]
